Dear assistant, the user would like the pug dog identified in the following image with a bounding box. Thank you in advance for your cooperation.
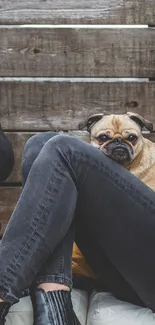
[79,112,155,191]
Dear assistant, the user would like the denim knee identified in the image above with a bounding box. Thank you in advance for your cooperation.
[22,132,57,185]
[44,134,87,156]
[22,133,89,186]
[36,134,91,177]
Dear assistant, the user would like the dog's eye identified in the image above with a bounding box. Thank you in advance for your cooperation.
[98,134,110,142]
[127,134,138,142]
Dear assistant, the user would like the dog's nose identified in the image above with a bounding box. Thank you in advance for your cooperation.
[114,138,123,144]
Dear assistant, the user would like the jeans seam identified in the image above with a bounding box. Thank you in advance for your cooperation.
[36,274,72,288]
[59,255,64,274]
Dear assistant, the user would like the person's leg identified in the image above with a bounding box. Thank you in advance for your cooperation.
[0,134,155,317]
[30,226,80,325]
[0,126,14,182]
[22,132,58,186]
[22,133,155,311]
[75,222,145,307]
[22,132,94,294]
[22,132,81,324]
[22,131,73,291]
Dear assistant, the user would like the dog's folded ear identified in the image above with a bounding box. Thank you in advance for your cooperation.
[78,113,104,132]
[127,112,153,131]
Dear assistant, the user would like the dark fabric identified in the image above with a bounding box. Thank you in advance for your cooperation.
[0,126,14,182]
[0,133,155,311]
[73,275,96,294]
[0,302,11,324]
[22,132,73,291]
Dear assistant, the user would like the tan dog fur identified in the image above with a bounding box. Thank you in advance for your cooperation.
[79,112,155,191]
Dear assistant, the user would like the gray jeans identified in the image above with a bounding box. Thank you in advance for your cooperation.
[0,132,155,310]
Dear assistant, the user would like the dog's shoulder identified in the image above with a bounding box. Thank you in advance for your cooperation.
[142,137,155,159]
[129,137,155,190]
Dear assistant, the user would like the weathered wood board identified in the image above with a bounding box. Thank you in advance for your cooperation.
[6,132,35,184]
[0,0,154,24]
[0,187,21,235]
[0,80,155,131]
[0,28,155,77]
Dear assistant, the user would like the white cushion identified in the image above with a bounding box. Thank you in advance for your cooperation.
[6,296,33,325]
[72,289,88,325]
[6,289,155,325]
[5,289,88,325]
[87,291,155,325]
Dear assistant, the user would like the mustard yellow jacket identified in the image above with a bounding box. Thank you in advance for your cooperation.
[72,243,95,279]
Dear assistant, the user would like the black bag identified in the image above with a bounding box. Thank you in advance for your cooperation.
[0,124,14,182]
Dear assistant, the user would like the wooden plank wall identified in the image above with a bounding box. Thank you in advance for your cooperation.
[0,0,155,234]
[0,0,155,24]
[0,28,155,77]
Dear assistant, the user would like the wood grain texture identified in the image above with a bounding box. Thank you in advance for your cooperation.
[6,132,35,183]
[0,28,155,77]
[0,80,155,130]
[0,0,154,24]
[4,131,155,184]
[0,187,21,235]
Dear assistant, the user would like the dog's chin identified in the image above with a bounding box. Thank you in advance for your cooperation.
[101,145,134,167]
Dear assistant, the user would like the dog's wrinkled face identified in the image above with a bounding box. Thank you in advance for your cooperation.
[91,115,143,166]
[79,113,153,167]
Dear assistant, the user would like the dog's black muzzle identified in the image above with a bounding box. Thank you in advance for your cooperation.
[101,138,134,166]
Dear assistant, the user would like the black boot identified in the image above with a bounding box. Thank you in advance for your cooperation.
[31,289,81,325]
[0,302,11,325]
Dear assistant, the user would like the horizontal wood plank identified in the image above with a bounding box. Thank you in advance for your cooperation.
[5,131,155,184]
[0,28,155,77]
[0,0,154,24]
[0,187,21,235]
[6,132,35,184]
[0,80,155,130]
